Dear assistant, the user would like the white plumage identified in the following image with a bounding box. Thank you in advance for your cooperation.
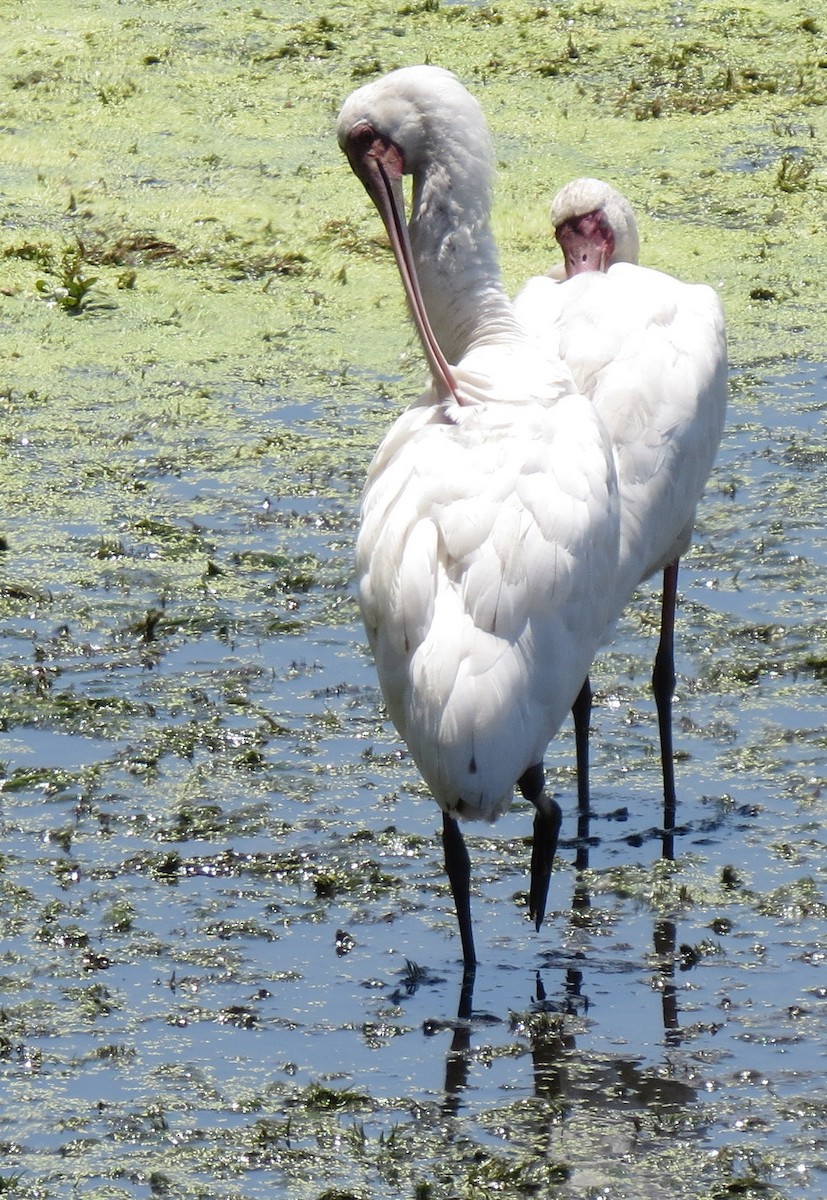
[359,373,619,819]
[514,177,728,828]
[338,70,620,965]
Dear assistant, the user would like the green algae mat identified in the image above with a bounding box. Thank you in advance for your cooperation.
[2,0,825,604]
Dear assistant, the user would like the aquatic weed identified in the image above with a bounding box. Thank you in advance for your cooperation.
[3,240,55,269]
[776,152,815,192]
[261,14,342,61]
[35,247,113,314]
[76,229,179,265]
[708,1145,777,1198]
[301,1082,371,1112]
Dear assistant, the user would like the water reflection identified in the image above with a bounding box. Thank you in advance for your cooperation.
[441,968,475,1117]
[655,916,680,1047]
[439,804,688,1116]
[3,357,825,1195]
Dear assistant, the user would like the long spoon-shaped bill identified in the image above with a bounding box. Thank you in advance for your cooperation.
[344,124,463,407]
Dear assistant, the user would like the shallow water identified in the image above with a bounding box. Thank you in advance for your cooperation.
[1,1,826,1195]
[1,359,825,1200]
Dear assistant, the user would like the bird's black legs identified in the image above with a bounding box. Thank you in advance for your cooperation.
[653,559,679,859]
[442,760,564,962]
[442,812,477,968]
[571,678,592,873]
[518,763,562,932]
[572,564,680,869]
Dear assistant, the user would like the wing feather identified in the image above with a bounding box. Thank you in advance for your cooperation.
[357,380,620,819]
[515,261,727,610]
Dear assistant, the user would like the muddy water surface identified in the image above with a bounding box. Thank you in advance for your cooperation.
[1,2,826,1198]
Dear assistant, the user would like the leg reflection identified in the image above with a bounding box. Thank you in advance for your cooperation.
[442,964,475,1114]
[654,916,680,1046]
[440,762,683,1118]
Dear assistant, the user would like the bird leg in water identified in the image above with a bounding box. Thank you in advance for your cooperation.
[518,763,562,931]
[571,677,592,872]
[653,559,679,859]
[442,812,477,967]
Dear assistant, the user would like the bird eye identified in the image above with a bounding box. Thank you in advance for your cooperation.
[350,122,376,153]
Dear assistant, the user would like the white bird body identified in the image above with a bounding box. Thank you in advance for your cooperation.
[338,70,620,960]
[514,177,727,844]
[359,350,619,821]
[515,259,727,623]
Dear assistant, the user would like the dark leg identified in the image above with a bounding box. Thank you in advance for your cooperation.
[653,559,679,859]
[571,677,592,872]
[518,763,562,932]
[442,812,476,968]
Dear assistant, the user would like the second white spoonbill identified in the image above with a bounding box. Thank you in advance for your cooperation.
[515,177,728,846]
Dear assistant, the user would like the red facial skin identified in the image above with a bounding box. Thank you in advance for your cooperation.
[555,209,616,276]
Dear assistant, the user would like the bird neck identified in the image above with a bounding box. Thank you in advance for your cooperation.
[408,158,523,365]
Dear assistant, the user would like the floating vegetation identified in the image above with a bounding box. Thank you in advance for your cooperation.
[0,1,825,1199]
[34,246,114,314]
[299,1082,372,1112]
[775,151,816,192]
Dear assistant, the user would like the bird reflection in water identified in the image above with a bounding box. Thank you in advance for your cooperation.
[431,810,686,1117]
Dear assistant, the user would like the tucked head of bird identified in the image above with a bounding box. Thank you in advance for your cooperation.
[336,65,494,211]
[550,176,640,276]
[338,66,501,407]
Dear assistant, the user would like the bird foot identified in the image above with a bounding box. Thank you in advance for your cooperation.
[518,766,562,932]
[529,796,562,931]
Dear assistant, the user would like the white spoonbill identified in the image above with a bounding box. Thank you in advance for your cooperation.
[514,177,727,845]
[337,69,620,967]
